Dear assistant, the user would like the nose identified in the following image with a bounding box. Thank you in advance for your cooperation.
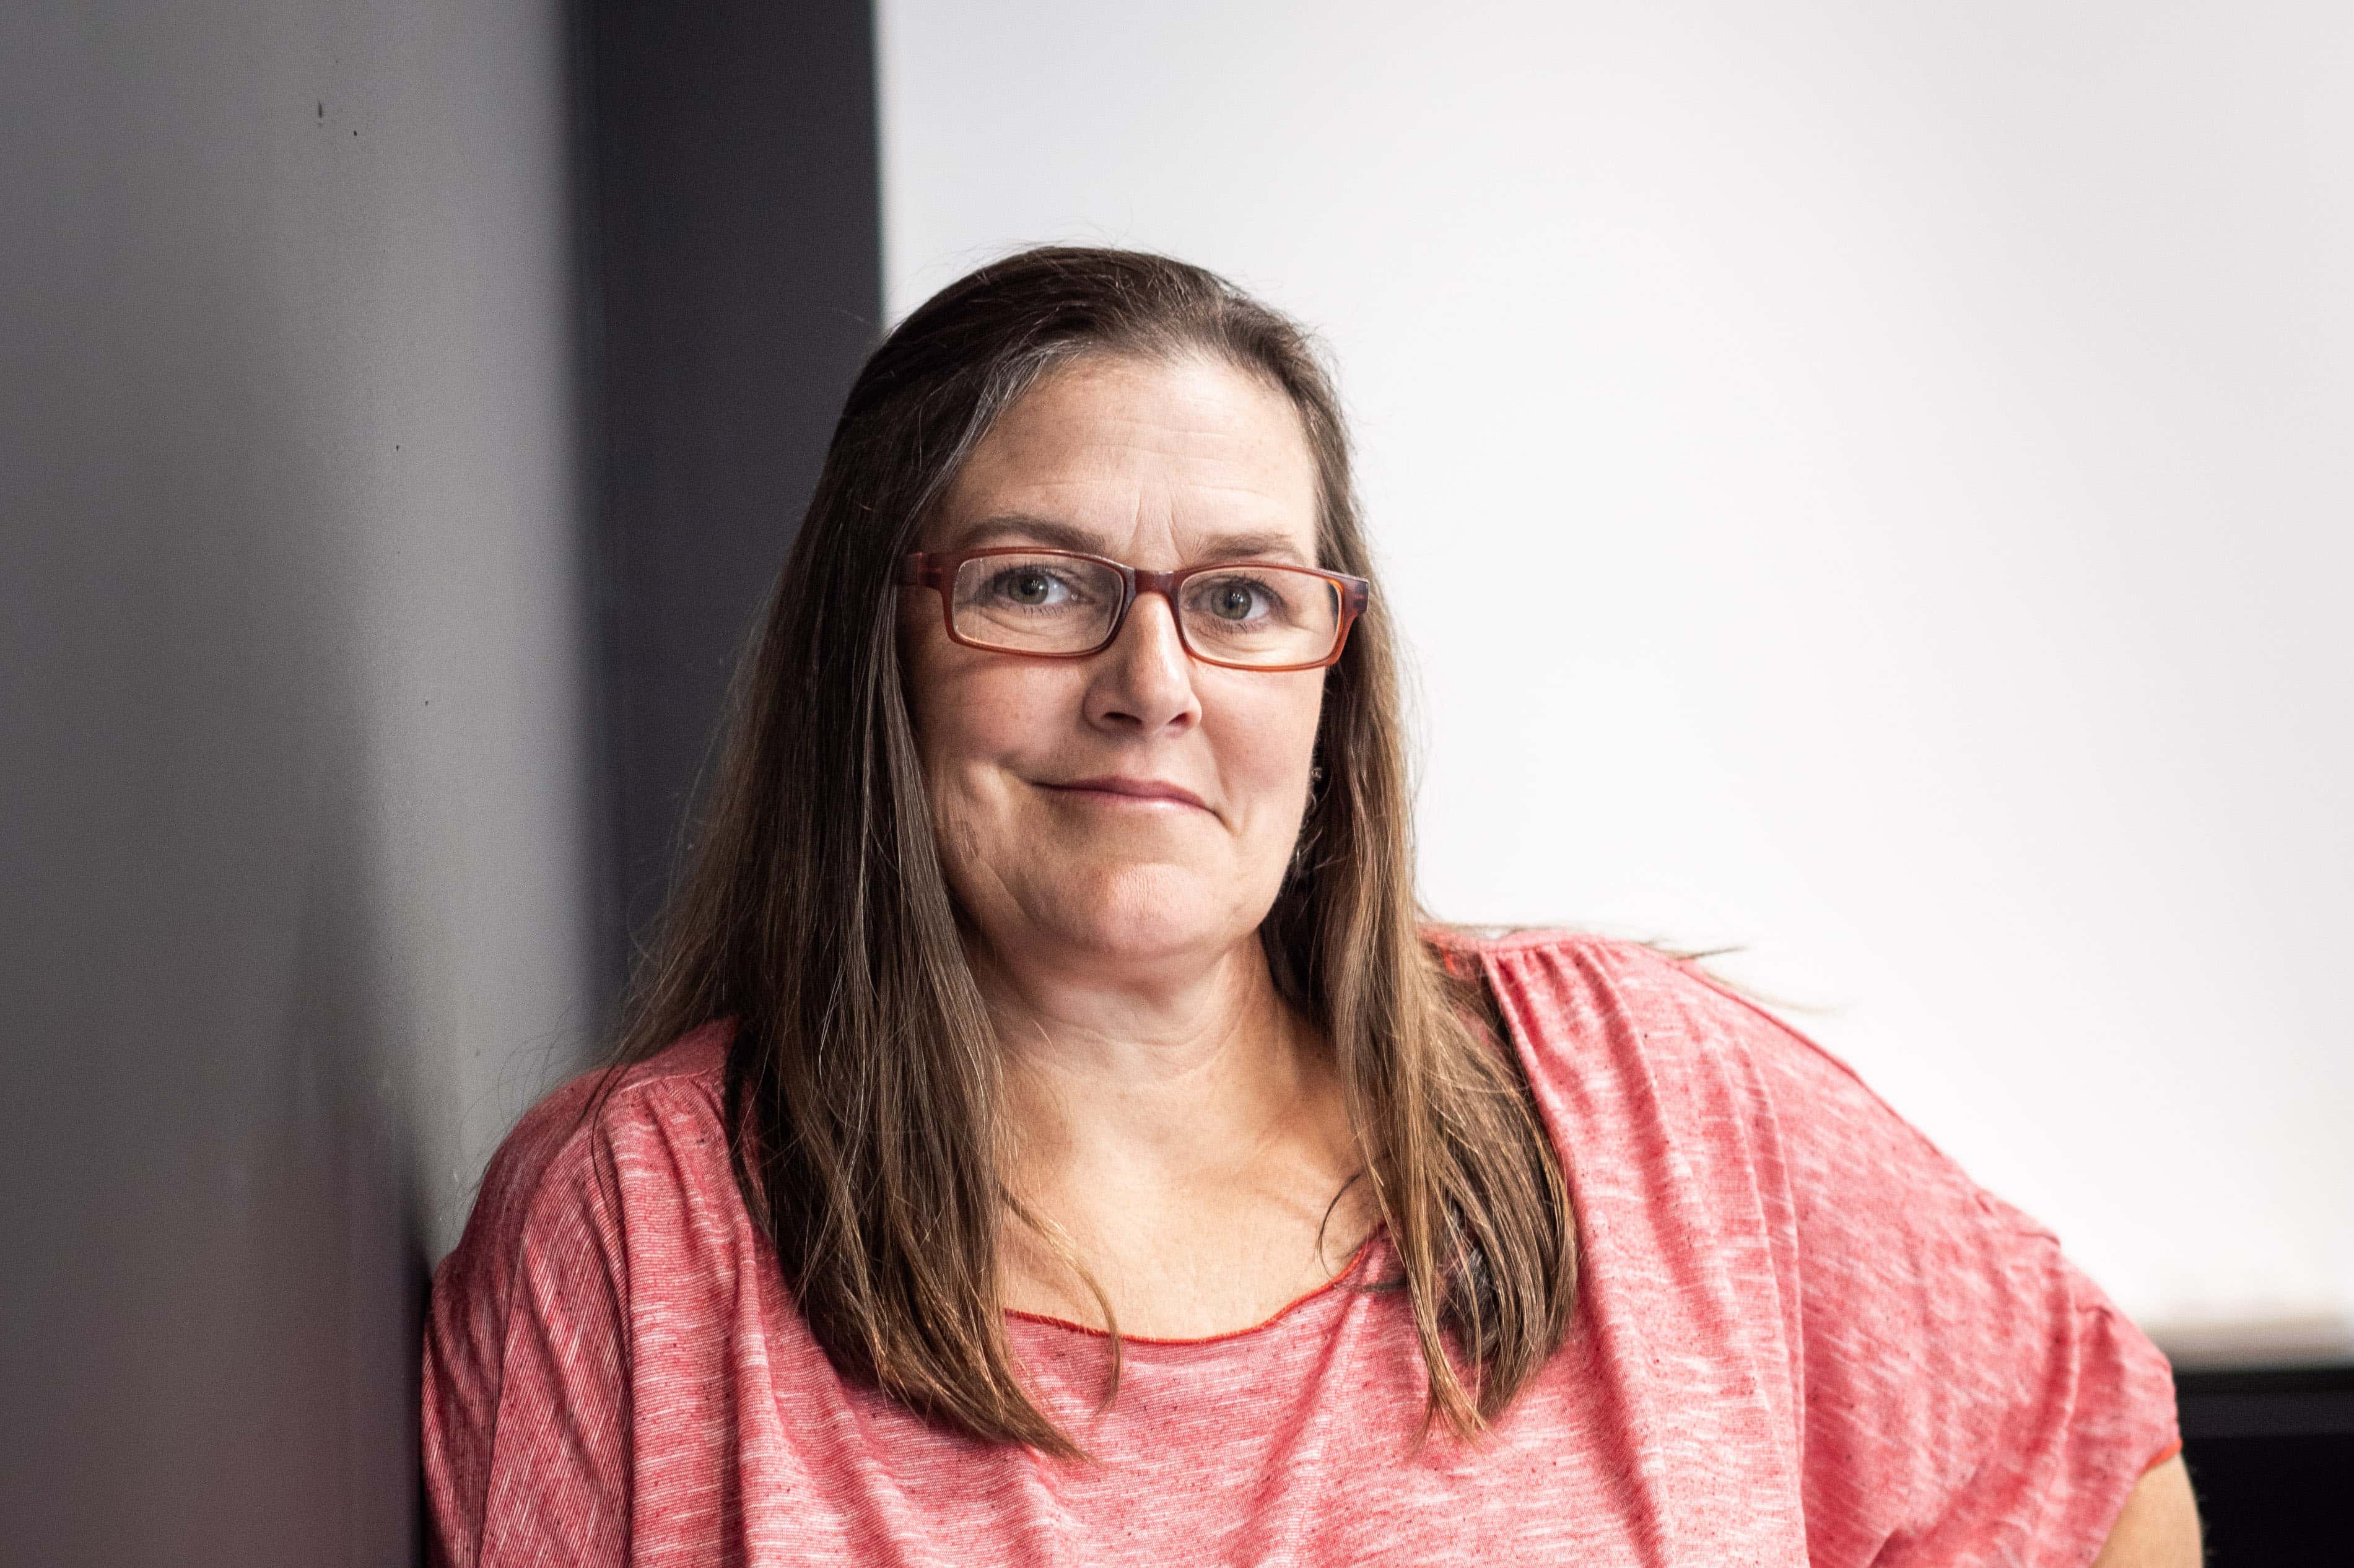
[1083,589,1201,735]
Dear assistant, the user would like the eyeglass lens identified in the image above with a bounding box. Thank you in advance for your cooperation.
[949,553,1342,666]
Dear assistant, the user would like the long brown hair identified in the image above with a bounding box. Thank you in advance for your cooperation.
[607,246,1574,1453]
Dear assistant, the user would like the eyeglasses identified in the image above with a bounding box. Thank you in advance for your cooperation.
[899,547,1371,672]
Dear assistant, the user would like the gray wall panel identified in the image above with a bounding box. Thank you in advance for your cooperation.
[0,1,598,1559]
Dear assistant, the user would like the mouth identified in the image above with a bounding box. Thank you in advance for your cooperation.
[1037,776,1213,813]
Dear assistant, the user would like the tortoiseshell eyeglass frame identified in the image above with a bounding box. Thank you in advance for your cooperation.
[897,547,1372,673]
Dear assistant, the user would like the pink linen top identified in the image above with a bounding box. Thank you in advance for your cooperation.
[423,931,2179,1566]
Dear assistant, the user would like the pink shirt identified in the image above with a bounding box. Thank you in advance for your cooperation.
[424,932,2179,1566]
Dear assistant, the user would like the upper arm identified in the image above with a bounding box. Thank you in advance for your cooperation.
[2089,1454,2202,1568]
[1758,1043,2184,1562]
[1470,935,2187,1567]
[1625,949,2184,1565]
[422,1102,634,1567]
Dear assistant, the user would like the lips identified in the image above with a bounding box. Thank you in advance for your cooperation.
[1039,776,1212,812]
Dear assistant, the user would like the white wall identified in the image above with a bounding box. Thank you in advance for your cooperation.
[879,0,2353,1351]
[1,1,596,1556]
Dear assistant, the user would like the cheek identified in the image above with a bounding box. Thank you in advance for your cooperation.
[902,628,1071,801]
[918,674,1056,773]
[904,608,996,756]
[906,668,1038,902]
[1211,677,1327,825]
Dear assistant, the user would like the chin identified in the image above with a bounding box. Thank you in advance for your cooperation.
[1033,858,1270,964]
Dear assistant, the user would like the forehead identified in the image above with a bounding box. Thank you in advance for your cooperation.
[928,352,1321,563]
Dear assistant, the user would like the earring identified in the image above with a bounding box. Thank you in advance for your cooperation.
[1288,762,1328,883]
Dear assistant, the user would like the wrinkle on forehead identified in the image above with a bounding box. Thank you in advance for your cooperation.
[931,351,1322,567]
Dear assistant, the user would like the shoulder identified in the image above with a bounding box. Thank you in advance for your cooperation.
[1430,926,1769,1117]
[422,1022,747,1560]
[433,1021,739,1304]
[1428,923,1818,1086]
[1428,926,2179,1555]
[1426,926,1968,1219]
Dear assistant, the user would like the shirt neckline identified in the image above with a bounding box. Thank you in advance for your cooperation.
[1003,1224,1389,1347]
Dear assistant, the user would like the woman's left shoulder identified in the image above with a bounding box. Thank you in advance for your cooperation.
[1428,925,1925,1170]
[1428,923,1740,1009]
[1429,925,1801,1072]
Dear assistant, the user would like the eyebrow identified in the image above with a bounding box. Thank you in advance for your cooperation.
[942,512,1315,565]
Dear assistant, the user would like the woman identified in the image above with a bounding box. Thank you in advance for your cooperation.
[425,248,2198,1564]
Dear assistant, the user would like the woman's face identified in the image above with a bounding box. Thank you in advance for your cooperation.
[901,351,1328,980]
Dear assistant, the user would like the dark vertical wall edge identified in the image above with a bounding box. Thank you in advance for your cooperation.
[580,0,886,1002]
[564,0,626,1021]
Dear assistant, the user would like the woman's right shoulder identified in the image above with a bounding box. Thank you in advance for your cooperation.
[424,1021,749,1561]
[438,1020,739,1291]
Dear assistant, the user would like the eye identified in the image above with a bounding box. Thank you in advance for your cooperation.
[983,566,1076,608]
[1214,583,1258,619]
[1189,573,1278,624]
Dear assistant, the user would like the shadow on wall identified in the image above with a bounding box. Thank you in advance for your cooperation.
[0,0,597,1561]
[0,250,430,1561]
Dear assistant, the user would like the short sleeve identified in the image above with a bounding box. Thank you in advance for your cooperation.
[1471,933,2179,1568]
[423,1080,633,1567]
[1678,956,2181,1566]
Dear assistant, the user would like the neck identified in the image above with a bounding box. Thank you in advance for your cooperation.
[970,927,1377,1335]
[970,932,1334,1188]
